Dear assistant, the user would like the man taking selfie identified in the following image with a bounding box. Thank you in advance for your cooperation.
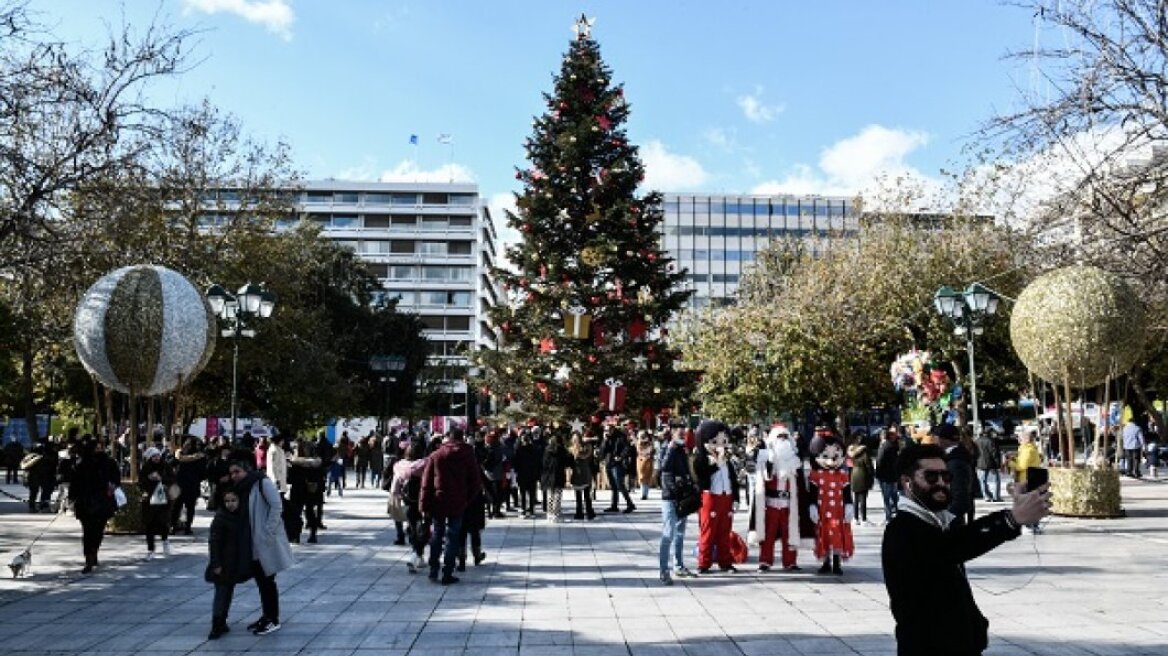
[882,443,1050,656]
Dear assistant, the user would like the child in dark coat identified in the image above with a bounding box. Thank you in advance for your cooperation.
[459,467,489,571]
[206,490,252,639]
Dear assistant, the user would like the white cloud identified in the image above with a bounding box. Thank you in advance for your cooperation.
[751,124,937,199]
[736,92,785,124]
[377,160,477,184]
[640,140,710,191]
[183,0,295,40]
[703,127,732,149]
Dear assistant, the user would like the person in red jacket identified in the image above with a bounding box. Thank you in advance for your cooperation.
[420,428,481,585]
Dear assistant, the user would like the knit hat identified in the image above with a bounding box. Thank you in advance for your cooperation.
[144,447,162,459]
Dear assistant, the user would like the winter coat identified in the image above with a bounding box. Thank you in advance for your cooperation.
[514,441,542,486]
[288,456,323,504]
[975,435,1001,471]
[636,438,655,485]
[658,442,692,501]
[174,452,207,499]
[138,458,175,503]
[541,443,571,489]
[420,439,482,518]
[206,508,253,584]
[25,443,58,488]
[874,439,901,483]
[570,444,597,490]
[265,446,288,494]
[882,508,1022,655]
[355,441,372,468]
[69,452,120,521]
[238,472,294,577]
[462,469,489,532]
[944,444,975,522]
[1012,443,1042,482]
[847,444,874,493]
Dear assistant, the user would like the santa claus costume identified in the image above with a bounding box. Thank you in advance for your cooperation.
[808,432,855,575]
[750,426,803,571]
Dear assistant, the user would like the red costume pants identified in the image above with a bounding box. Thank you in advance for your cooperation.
[697,491,734,569]
[757,507,797,568]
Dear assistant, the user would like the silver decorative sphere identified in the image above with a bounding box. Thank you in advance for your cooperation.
[1010,265,1146,387]
[74,265,216,396]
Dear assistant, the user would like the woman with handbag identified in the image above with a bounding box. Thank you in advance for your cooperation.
[140,447,176,559]
[658,429,698,585]
[69,436,121,574]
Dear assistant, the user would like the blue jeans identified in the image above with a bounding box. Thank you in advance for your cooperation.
[428,514,464,578]
[979,468,1001,501]
[608,464,634,509]
[659,500,689,573]
[879,481,899,522]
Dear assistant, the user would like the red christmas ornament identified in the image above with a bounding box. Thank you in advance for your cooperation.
[647,252,658,262]
[501,321,511,333]
[536,381,550,402]
[539,337,555,354]
[627,318,648,341]
[526,292,536,302]
[592,318,607,347]
[596,115,612,130]
[590,296,601,306]
[588,354,598,364]
[521,224,533,233]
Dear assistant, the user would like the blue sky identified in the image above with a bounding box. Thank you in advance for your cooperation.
[44,1,1040,214]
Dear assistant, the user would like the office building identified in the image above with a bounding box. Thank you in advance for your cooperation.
[660,193,857,308]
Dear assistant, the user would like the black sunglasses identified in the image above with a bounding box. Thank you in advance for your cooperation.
[919,469,953,484]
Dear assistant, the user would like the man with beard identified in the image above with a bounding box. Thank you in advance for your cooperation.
[882,444,1049,656]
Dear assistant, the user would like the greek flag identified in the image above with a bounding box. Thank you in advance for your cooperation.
[409,134,418,145]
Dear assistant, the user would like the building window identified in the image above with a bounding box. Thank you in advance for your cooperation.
[390,240,415,254]
[304,191,331,204]
[331,214,358,228]
[421,192,448,205]
[450,266,472,281]
[448,194,476,206]
[335,240,358,252]
[364,215,390,229]
[419,315,445,330]
[391,215,417,226]
[362,240,391,254]
[365,193,391,205]
[423,266,448,280]
[389,266,416,280]
[421,216,447,231]
[419,241,448,255]
[334,192,359,204]
[445,316,471,331]
[365,263,389,277]
[448,291,472,307]
[449,216,473,227]
[448,241,472,255]
[391,193,417,205]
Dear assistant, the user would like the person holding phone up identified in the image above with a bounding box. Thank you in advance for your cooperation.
[882,443,1050,656]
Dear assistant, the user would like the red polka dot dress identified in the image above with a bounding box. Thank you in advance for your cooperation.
[809,469,855,560]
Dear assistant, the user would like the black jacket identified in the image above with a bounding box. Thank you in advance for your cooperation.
[975,436,1001,471]
[69,452,120,521]
[944,444,975,523]
[874,439,900,483]
[658,442,692,501]
[882,509,1021,656]
[541,443,571,489]
[514,441,542,486]
[207,509,252,584]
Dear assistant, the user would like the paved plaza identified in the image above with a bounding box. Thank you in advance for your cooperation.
[1,477,1167,656]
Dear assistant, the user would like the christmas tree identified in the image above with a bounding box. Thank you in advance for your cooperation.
[478,15,695,426]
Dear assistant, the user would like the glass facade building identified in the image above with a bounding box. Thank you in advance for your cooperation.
[660,193,857,307]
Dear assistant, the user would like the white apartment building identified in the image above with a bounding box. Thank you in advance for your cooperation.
[660,193,857,307]
[289,180,500,418]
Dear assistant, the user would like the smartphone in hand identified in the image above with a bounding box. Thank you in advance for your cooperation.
[1026,466,1049,491]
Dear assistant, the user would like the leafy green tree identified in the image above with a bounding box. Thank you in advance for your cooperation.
[477,19,694,422]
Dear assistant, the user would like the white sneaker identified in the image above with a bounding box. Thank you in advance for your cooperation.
[162,541,172,556]
[145,551,155,560]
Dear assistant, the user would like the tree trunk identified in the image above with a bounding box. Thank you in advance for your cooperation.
[21,348,38,442]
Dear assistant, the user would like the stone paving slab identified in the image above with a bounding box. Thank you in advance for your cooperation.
[2,477,1168,655]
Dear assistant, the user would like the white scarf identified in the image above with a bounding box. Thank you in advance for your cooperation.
[896,493,955,531]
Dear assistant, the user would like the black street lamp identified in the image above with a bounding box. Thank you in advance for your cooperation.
[370,355,407,435]
[207,282,276,442]
[933,283,1000,437]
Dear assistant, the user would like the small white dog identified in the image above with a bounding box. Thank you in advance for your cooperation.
[8,548,31,578]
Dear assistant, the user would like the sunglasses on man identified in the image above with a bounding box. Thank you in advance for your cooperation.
[918,469,953,484]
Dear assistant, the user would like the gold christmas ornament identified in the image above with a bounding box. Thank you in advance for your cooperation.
[580,247,604,267]
[1010,265,1146,387]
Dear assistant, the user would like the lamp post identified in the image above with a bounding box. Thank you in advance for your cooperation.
[370,355,407,435]
[207,283,275,442]
[933,283,1000,438]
